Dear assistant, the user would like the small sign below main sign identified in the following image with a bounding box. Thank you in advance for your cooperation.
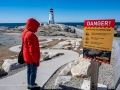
[83,19,115,64]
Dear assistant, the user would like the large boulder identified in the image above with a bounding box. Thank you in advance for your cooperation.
[71,59,91,78]
[41,52,64,61]
[2,59,25,72]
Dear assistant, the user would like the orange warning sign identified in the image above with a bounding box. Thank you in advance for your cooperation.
[83,19,115,64]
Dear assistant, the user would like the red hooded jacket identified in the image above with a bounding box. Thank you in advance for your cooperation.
[22,18,40,65]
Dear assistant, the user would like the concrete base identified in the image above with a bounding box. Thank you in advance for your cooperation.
[81,80,107,90]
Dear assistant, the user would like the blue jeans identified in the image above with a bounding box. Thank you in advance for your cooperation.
[27,63,37,87]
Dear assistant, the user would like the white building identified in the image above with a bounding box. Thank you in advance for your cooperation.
[48,8,54,24]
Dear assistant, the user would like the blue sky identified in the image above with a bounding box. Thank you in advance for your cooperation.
[0,0,120,23]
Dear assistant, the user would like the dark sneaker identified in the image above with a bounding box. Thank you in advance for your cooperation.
[27,83,38,89]
[30,86,41,90]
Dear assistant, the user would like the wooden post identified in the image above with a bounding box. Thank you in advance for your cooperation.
[90,61,100,90]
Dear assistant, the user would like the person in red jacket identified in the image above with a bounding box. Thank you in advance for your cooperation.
[22,18,40,90]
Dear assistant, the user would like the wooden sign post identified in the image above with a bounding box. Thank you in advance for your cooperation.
[90,61,100,90]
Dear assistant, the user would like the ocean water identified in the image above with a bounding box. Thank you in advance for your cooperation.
[0,23,25,28]
[0,22,120,28]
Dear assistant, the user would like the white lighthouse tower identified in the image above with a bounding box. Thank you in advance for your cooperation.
[49,8,54,24]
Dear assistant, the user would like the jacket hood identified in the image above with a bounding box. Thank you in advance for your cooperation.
[25,18,40,32]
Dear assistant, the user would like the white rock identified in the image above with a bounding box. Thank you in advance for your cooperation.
[71,60,91,78]
[80,48,83,51]
[58,38,62,41]
[76,41,80,46]
[74,57,81,64]
[48,52,57,58]
[72,45,75,48]
[55,76,72,86]
[10,56,15,58]
[75,41,80,49]
[76,38,82,42]
[2,59,16,72]
[74,57,89,64]
[73,48,78,50]
[2,59,25,72]
[59,62,77,76]
[53,41,71,49]
[70,41,76,46]
[61,41,71,46]
[40,45,46,48]
[41,51,64,61]
[80,54,83,58]
[64,46,72,50]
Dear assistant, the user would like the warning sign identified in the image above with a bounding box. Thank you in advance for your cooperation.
[83,19,115,64]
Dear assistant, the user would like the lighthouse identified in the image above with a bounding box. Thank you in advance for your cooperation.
[49,8,54,24]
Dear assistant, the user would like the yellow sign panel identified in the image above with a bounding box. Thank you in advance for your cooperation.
[83,20,115,64]
[83,27,114,51]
